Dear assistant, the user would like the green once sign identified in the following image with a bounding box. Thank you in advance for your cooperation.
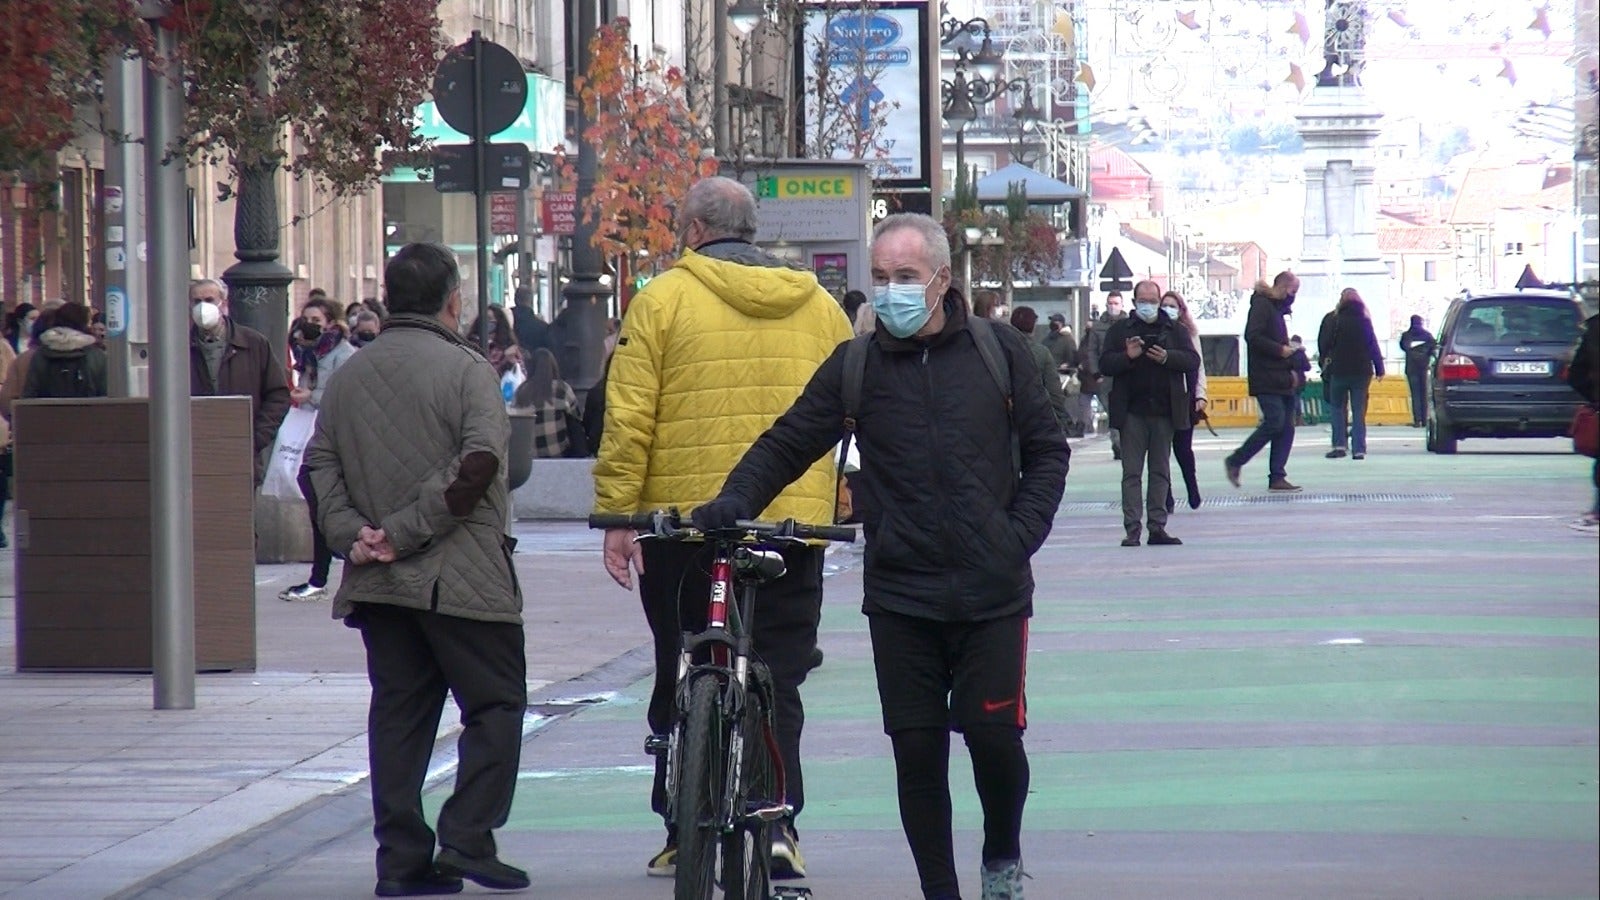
[413,73,565,156]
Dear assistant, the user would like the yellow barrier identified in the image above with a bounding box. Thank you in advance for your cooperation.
[1204,377,1415,428]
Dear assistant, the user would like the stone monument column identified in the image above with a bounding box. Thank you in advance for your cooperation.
[1294,0,1393,341]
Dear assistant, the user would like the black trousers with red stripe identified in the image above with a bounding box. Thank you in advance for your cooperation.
[868,611,1031,899]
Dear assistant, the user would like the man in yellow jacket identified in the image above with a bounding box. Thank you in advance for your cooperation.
[594,175,853,880]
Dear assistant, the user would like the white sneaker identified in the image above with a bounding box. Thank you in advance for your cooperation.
[279,583,327,601]
[981,858,1027,899]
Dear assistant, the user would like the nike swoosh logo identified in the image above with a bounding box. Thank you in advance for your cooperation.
[982,698,1017,714]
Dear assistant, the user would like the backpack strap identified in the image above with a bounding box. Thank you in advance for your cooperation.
[835,333,872,523]
[967,316,1011,411]
[968,317,1022,476]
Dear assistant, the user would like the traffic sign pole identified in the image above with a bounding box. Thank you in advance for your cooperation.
[471,30,492,350]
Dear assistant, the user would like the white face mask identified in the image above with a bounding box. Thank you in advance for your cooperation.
[191,301,222,330]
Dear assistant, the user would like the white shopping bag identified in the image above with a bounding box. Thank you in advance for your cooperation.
[261,406,317,500]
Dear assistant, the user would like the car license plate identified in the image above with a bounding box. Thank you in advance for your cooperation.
[1495,361,1551,375]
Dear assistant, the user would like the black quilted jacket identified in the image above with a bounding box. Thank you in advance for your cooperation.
[717,292,1070,623]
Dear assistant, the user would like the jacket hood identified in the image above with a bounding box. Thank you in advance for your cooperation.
[675,245,825,320]
[40,326,97,353]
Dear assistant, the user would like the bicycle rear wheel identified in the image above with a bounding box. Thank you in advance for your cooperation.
[722,681,775,900]
[674,676,723,900]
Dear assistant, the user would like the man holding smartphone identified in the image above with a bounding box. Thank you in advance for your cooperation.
[1098,280,1201,546]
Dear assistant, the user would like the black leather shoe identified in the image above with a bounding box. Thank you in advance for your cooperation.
[435,848,531,890]
[1147,530,1183,546]
[1121,533,1141,547]
[375,869,463,897]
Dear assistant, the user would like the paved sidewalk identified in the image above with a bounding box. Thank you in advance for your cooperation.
[0,521,651,899]
[2,427,1596,899]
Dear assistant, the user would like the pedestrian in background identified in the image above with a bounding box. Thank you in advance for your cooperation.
[466,306,521,379]
[842,288,868,325]
[281,296,356,603]
[592,175,852,880]
[188,279,291,487]
[1009,305,1074,439]
[1100,281,1199,546]
[691,212,1068,900]
[1398,314,1436,427]
[511,285,550,356]
[1161,291,1207,511]
[1567,312,1598,534]
[1318,288,1385,460]
[511,347,587,459]
[304,242,530,896]
[1082,291,1126,459]
[1224,271,1304,493]
[350,310,383,348]
[972,289,1000,320]
[20,302,108,399]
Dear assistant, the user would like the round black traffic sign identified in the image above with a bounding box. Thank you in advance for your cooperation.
[433,36,527,138]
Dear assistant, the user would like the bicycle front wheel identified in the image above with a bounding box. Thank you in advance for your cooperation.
[674,676,723,900]
[722,681,774,900]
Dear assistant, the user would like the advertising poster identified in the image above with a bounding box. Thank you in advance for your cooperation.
[813,253,849,298]
[799,3,929,189]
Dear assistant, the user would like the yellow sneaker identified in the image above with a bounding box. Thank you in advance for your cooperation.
[770,822,806,879]
[645,842,676,877]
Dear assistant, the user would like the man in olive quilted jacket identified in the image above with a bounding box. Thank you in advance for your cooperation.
[304,242,530,897]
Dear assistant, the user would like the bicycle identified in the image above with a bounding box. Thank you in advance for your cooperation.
[589,509,856,900]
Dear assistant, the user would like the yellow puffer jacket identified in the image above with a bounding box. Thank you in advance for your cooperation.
[594,244,853,524]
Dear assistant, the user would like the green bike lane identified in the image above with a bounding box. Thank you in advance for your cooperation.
[172,429,1598,900]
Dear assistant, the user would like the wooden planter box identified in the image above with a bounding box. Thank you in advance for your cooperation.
[12,397,257,671]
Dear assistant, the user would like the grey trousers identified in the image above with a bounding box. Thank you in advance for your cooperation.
[1120,413,1175,536]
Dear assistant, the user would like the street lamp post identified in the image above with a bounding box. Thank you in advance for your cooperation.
[960,224,1005,301]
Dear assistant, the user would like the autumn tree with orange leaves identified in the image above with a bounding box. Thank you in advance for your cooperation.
[562,19,718,268]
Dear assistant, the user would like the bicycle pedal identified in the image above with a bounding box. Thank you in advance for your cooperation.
[643,734,670,757]
[744,801,792,823]
[770,888,812,899]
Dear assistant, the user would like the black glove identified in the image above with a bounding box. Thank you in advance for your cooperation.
[691,496,748,532]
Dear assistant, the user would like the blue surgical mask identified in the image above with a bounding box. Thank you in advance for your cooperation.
[872,273,938,338]
[1134,302,1160,323]
[1161,305,1179,319]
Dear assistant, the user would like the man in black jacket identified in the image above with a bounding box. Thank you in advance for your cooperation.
[1224,271,1304,492]
[693,213,1069,900]
[1099,280,1200,546]
[1397,314,1436,427]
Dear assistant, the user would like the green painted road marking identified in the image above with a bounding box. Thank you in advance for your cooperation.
[482,745,1596,842]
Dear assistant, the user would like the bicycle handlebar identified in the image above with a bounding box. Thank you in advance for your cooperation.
[588,509,857,544]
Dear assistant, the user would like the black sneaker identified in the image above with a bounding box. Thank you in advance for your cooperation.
[1352,452,1366,460]
[1224,460,1241,488]
[1121,533,1141,547]
[1325,448,1347,458]
[1147,530,1183,546]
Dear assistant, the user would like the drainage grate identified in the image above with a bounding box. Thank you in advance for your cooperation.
[1059,492,1450,513]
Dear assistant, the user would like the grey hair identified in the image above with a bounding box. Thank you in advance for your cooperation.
[872,213,952,272]
[189,278,227,298]
[682,176,758,241]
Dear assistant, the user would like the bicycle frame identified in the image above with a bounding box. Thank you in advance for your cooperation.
[589,510,854,898]
[666,538,789,833]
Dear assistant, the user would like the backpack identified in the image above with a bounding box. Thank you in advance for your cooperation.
[26,350,101,399]
[835,316,1018,521]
